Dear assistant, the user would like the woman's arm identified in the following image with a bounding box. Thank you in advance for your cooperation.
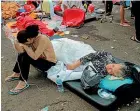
[14,40,25,53]
[66,60,82,70]
[22,38,47,60]
[66,53,96,70]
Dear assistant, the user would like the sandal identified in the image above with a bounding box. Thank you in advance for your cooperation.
[120,23,130,27]
[130,36,140,43]
[5,76,19,82]
[8,84,30,95]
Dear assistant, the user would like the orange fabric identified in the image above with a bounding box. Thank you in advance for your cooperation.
[29,12,37,19]
[2,2,19,19]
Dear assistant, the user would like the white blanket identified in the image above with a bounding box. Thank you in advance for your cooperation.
[47,38,96,83]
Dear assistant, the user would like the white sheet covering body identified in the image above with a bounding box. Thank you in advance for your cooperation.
[47,38,96,83]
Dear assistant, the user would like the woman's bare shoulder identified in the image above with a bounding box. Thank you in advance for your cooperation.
[39,34,50,42]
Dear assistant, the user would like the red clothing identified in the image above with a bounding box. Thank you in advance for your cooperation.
[16,16,54,37]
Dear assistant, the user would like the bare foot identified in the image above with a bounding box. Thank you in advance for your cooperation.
[14,81,26,90]
[120,23,130,27]
[124,20,130,23]
[5,72,20,81]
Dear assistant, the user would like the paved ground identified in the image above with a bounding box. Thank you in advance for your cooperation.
[1,2,140,111]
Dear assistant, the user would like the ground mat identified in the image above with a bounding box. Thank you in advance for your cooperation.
[63,58,140,111]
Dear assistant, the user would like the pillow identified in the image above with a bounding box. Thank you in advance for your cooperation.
[99,75,133,92]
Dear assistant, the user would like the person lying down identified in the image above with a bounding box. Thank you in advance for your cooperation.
[66,51,131,79]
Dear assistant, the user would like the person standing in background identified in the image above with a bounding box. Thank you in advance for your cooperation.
[120,0,130,27]
[105,1,113,16]
[131,1,140,43]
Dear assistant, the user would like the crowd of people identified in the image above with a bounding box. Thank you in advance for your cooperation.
[3,0,140,95]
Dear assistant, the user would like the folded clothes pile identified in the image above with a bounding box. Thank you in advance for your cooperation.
[1,2,19,19]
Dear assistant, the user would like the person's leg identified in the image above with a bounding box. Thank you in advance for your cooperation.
[9,52,56,94]
[31,58,56,72]
[16,52,56,80]
[105,1,109,14]
[5,62,20,81]
[131,8,134,19]
[120,5,124,23]
[5,52,30,82]
[120,1,130,26]
[130,2,140,42]
[10,53,31,90]
[135,15,140,41]
[105,1,113,16]
[131,2,134,19]
[17,53,31,81]
[131,1,140,42]
[108,1,113,14]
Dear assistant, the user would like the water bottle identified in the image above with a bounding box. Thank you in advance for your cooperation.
[56,75,64,92]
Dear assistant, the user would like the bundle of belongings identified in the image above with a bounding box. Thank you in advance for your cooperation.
[16,16,54,37]
[16,1,41,19]
[47,37,140,110]
[1,2,20,19]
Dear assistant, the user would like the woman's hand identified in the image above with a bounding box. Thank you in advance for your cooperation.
[66,60,82,70]
[19,43,25,48]
[14,41,25,53]
[66,64,74,70]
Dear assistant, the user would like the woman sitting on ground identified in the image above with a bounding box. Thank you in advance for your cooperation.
[5,25,57,95]
[67,51,131,78]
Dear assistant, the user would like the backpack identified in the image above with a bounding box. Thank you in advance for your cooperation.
[114,83,140,105]
[80,65,103,94]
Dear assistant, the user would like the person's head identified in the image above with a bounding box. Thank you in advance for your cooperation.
[17,25,39,45]
[32,1,38,8]
[106,63,130,77]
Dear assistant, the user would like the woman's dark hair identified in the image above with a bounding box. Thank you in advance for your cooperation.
[17,30,29,43]
[26,25,39,38]
[32,1,38,8]
[17,25,39,43]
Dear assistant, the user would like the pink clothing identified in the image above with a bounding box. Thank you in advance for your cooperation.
[112,0,120,4]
